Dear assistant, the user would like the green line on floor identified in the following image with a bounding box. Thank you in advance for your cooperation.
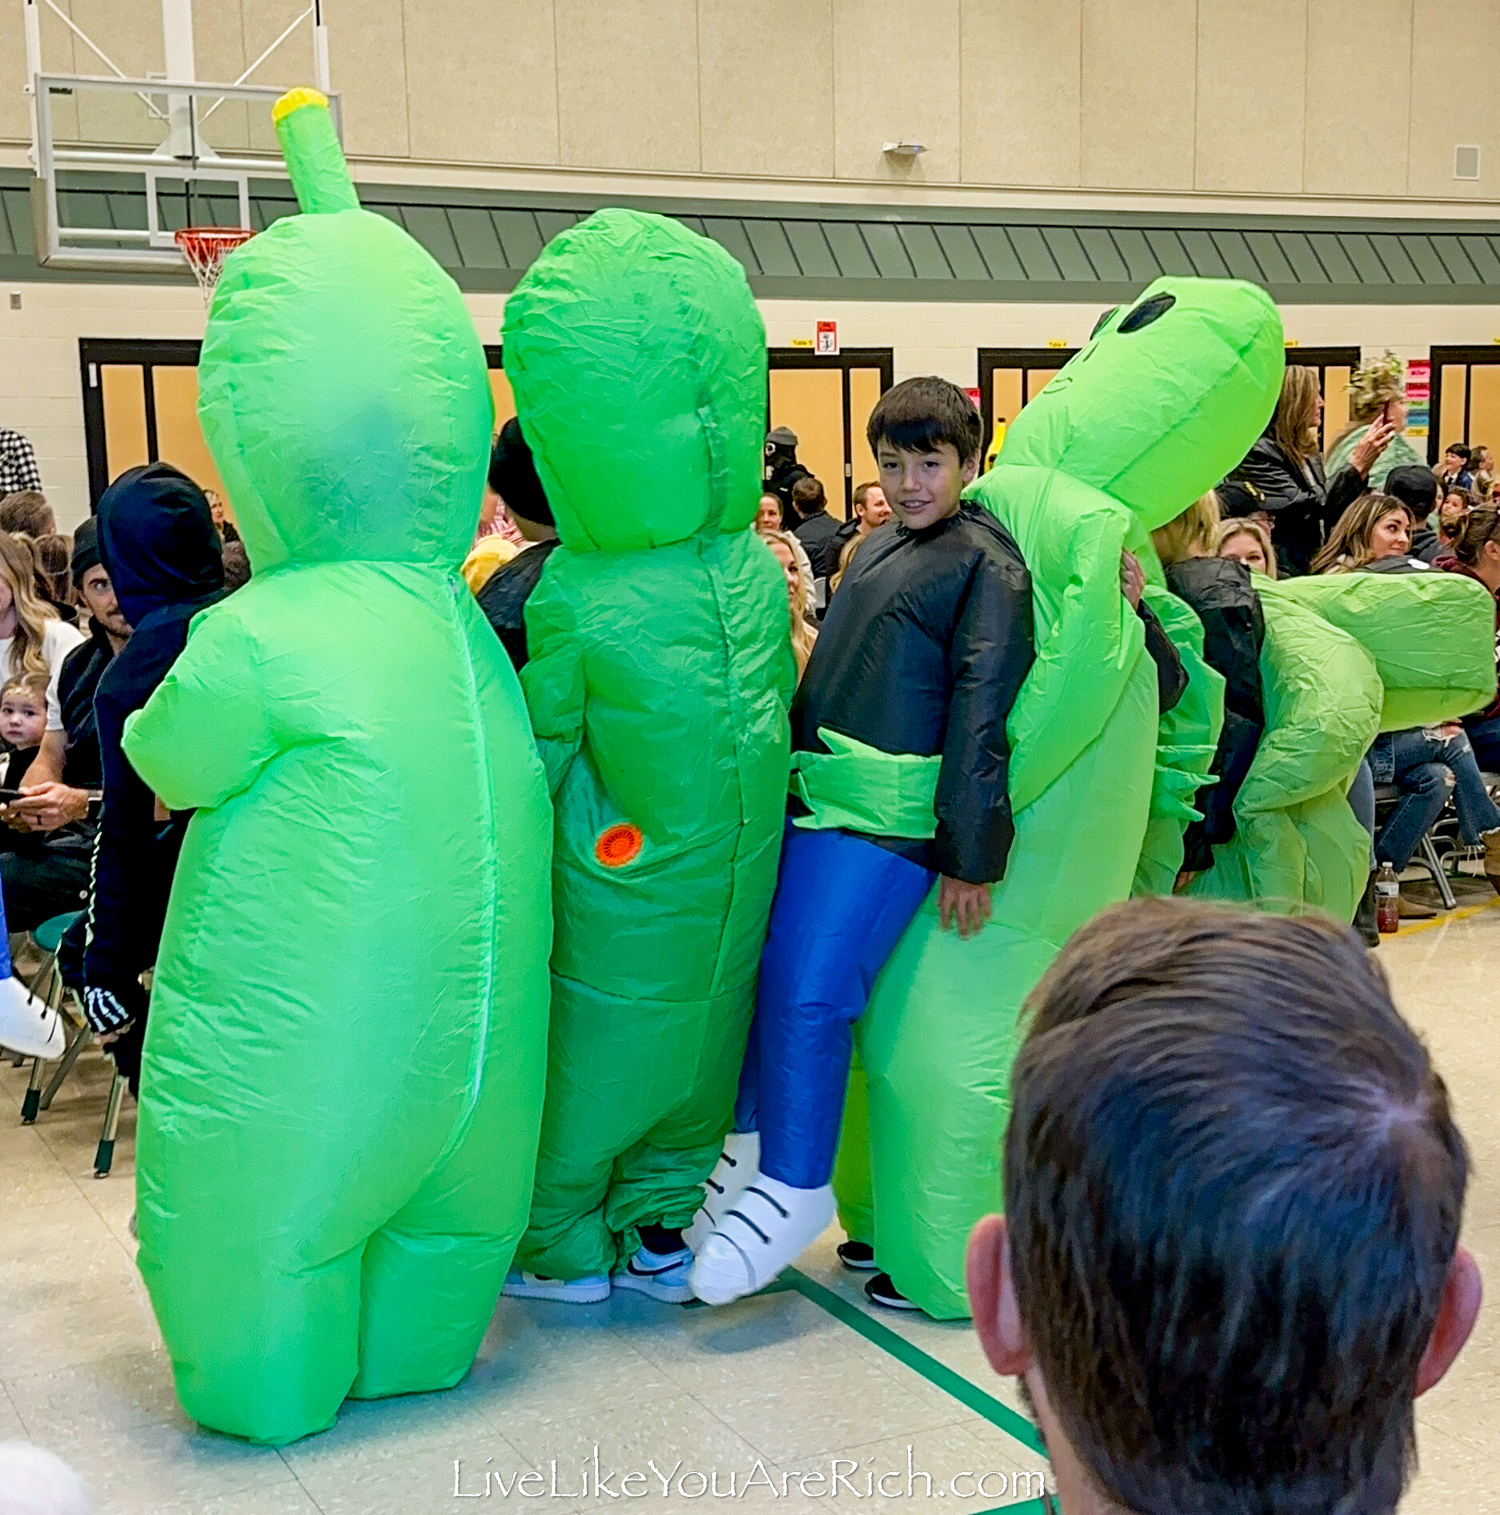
[784,1268,1048,1458]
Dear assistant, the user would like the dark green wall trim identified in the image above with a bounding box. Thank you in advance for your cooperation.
[8,168,1500,305]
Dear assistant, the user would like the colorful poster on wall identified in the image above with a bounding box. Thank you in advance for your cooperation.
[1405,359,1431,439]
[815,321,839,355]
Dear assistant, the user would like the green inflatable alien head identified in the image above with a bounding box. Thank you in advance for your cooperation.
[501,208,768,553]
[197,90,493,574]
[999,276,1284,529]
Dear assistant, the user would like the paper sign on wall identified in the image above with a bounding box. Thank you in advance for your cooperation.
[964,387,982,410]
[815,321,839,355]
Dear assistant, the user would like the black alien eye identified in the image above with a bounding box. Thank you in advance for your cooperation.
[1090,305,1120,339]
[1117,292,1176,333]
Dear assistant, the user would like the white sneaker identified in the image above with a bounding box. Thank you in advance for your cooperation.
[613,1245,693,1303]
[501,1269,610,1304]
[684,1131,760,1252]
[690,1175,835,1306]
[0,974,63,1060]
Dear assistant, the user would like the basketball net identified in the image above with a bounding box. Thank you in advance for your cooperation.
[174,227,255,305]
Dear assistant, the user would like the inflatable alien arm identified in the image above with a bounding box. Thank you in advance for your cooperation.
[123,615,276,810]
[1000,481,1145,814]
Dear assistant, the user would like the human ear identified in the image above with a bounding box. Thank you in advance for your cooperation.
[962,453,980,485]
[966,1214,1032,1377]
[1415,1246,1482,1397]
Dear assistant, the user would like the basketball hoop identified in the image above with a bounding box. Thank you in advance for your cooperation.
[174,227,255,304]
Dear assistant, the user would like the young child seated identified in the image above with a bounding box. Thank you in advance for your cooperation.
[691,377,1036,1305]
[0,671,50,790]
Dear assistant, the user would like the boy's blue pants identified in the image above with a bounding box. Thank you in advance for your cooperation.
[735,824,934,1189]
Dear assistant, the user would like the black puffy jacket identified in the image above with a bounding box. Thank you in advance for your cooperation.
[790,503,1034,883]
[477,539,560,672]
[1164,556,1265,871]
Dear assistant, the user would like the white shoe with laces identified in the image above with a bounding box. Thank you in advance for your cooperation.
[613,1244,694,1303]
[689,1174,835,1305]
[684,1130,760,1253]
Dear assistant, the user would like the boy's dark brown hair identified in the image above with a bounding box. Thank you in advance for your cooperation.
[866,377,982,464]
[1004,897,1466,1515]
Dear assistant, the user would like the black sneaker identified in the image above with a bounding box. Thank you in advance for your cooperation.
[837,1240,878,1272]
[865,1271,920,1311]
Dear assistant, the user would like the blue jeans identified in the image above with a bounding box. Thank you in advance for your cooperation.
[1371,727,1500,869]
[735,824,934,1190]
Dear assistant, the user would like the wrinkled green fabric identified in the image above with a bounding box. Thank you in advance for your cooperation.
[790,729,940,839]
[1131,582,1226,898]
[1188,570,1496,919]
[504,209,792,1278]
[122,92,553,1445]
[835,276,1285,1316]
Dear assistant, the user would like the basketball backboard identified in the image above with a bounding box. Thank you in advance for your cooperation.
[21,0,339,273]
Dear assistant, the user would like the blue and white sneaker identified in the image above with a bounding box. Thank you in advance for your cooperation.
[613,1245,694,1304]
[502,1269,610,1304]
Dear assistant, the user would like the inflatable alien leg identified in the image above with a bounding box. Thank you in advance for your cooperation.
[1131,585,1225,898]
[1187,596,1380,918]
[831,1054,875,1248]
[1269,572,1496,731]
[124,93,552,1444]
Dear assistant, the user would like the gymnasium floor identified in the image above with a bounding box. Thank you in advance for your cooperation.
[4,898,1500,1515]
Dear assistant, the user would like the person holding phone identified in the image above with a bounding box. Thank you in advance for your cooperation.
[1224,366,1398,576]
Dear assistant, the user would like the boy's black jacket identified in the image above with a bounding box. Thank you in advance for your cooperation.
[792,502,1034,884]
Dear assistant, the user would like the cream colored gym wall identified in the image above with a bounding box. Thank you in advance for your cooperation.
[960,0,1081,188]
[700,0,834,179]
[1407,0,1500,201]
[555,0,700,172]
[1194,0,1306,194]
[833,0,961,183]
[404,0,558,165]
[323,0,412,157]
[1080,0,1196,191]
[1305,0,1413,197]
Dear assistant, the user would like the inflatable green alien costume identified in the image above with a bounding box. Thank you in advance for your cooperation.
[834,277,1285,1318]
[502,209,793,1286]
[122,92,553,1444]
[1185,570,1495,919]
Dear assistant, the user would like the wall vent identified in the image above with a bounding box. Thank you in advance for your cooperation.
[1455,144,1481,180]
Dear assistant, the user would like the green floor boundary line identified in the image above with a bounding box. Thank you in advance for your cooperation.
[784,1268,1049,1459]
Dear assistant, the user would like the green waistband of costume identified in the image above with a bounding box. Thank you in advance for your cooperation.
[789,727,939,839]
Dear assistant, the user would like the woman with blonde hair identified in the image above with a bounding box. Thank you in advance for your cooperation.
[759,528,818,680]
[1216,517,1277,579]
[1224,365,1396,576]
[0,530,83,742]
[1310,492,1416,575]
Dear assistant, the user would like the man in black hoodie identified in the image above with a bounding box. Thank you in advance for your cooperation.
[81,464,224,1095]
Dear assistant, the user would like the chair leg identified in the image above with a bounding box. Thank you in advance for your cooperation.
[94,1072,126,1178]
[1420,833,1458,910]
[37,1022,88,1112]
[20,1053,46,1122]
